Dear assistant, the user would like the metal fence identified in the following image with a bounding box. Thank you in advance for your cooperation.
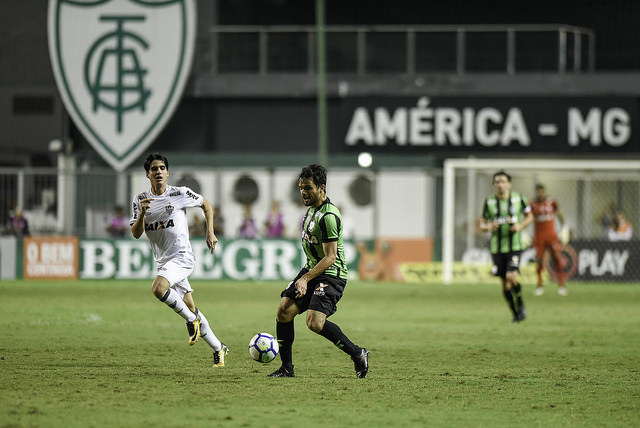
[0,165,122,237]
[195,24,595,76]
[0,163,436,240]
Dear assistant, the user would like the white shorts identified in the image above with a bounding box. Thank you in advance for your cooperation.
[157,257,194,298]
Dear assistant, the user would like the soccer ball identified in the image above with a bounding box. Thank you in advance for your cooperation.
[248,333,279,363]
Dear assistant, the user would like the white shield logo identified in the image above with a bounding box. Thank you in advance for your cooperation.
[48,0,196,171]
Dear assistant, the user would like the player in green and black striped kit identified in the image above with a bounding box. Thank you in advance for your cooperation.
[480,171,534,322]
[268,164,370,378]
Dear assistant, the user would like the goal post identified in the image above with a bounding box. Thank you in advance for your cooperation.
[442,158,640,284]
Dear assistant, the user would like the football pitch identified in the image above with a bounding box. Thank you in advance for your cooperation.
[1,279,638,427]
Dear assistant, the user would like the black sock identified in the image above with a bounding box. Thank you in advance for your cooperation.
[319,320,360,357]
[513,283,524,312]
[276,320,294,369]
[503,289,518,317]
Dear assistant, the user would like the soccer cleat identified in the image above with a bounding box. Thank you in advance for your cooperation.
[186,318,201,346]
[558,287,569,296]
[268,366,295,378]
[533,287,545,296]
[213,343,229,367]
[352,348,370,378]
[518,307,527,322]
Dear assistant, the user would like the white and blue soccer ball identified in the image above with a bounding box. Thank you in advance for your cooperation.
[248,333,279,363]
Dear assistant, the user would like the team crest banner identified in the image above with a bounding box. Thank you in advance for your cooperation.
[48,0,196,171]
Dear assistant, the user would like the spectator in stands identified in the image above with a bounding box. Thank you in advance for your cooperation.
[107,205,128,238]
[189,213,207,237]
[9,208,30,237]
[238,204,258,238]
[213,206,225,237]
[264,200,284,237]
[598,202,617,238]
[608,211,633,241]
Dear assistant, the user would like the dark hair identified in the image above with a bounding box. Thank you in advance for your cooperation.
[535,183,545,190]
[493,170,511,182]
[299,164,327,187]
[144,153,169,172]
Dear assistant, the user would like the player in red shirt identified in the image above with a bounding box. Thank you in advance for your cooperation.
[530,184,568,296]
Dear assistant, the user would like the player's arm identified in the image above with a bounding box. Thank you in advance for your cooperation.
[512,209,534,232]
[478,200,497,232]
[294,240,337,298]
[200,197,218,254]
[131,198,153,239]
[556,204,565,225]
[479,217,496,232]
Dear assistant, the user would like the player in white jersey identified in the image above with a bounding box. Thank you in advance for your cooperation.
[130,153,228,367]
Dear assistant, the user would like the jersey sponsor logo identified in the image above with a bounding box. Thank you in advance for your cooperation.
[509,254,520,267]
[185,190,198,200]
[302,231,320,245]
[48,0,196,171]
[494,215,518,225]
[314,283,328,297]
[145,219,175,231]
[535,214,554,222]
[169,191,181,197]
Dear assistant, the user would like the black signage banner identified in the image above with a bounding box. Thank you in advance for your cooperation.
[333,97,640,155]
[549,239,639,282]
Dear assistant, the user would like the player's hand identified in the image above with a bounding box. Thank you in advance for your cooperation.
[560,226,571,245]
[205,231,218,254]
[140,198,154,214]
[294,277,308,298]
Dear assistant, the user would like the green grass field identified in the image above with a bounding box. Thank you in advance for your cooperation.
[1,279,638,427]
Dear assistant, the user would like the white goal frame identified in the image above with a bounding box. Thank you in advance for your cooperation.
[442,158,640,284]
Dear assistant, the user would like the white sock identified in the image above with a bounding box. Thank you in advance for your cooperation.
[197,310,222,351]
[159,289,196,322]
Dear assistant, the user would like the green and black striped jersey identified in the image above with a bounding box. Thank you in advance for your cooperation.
[482,192,531,254]
[301,198,348,280]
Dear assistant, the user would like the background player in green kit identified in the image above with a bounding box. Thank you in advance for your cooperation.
[268,164,370,378]
[479,171,534,323]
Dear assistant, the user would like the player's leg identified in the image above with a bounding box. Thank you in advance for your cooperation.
[534,241,545,295]
[501,276,518,322]
[152,275,198,324]
[161,282,200,345]
[268,296,299,377]
[306,309,370,377]
[550,241,568,296]
[153,262,199,345]
[306,309,358,355]
[307,279,370,378]
[508,271,526,321]
[506,251,526,321]
[494,254,518,321]
[181,288,227,364]
[269,271,310,377]
[197,308,228,366]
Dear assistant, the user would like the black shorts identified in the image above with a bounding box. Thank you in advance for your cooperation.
[491,251,523,278]
[281,268,347,317]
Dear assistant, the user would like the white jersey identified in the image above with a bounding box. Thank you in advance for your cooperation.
[130,185,203,267]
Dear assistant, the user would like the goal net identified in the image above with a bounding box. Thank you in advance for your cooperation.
[442,158,640,284]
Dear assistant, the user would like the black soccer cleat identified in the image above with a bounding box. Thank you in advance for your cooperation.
[268,365,295,378]
[352,348,370,378]
[518,307,527,322]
